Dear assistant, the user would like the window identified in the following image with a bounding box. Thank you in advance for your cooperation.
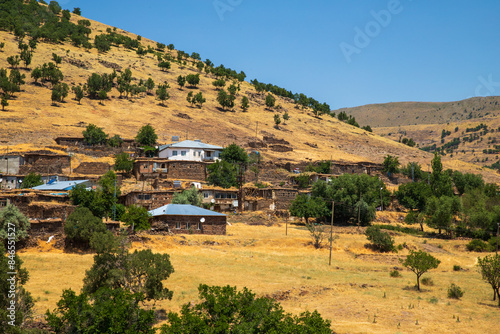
[181,151,187,156]
[176,222,181,229]
[203,192,209,198]
[173,151,178,156]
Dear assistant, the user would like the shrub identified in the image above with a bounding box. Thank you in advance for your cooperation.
[64,207,107,248]
[390,270,402,278]
[453,265,461,271]
[466,239,491,252]
[488,236,500,251]
[0,204,30,242]
[365,226,394,252]
[421,277,434,286]
[429,296,438,304]
[447,284,464,299]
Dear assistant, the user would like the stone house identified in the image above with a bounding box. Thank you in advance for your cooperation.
[133,159,208,181]
[149,204,226,235]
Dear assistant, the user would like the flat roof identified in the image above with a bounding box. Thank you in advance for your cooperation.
[159,140,223,151]
[32,180,89,191]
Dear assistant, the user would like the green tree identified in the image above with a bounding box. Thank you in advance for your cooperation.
[216,89,235,110]
[94,34,111,52]
[156,85,170,106]
[241,95,249,111]
[176,75,185,89]
[48,1,61,14]
[83,123,108,146]
[0,243,34,329]
[114,153,134,173]
[430,152,453,197]
[121,205,151,231]
[135,124,157,147]
[382,155,400,175]
[98,89,107,105]
[31,67,42,84]
[158,61,171,71]
[401,250,441,291]
[274,114,281,126]
[185,73,200,87]
[171,186,202,206]
[425,196,461,235]
[452,171,484,196]
[20,49,32,69]
[265,93,276,109]
[46,288,156,334]
[477,254,500,306]
[193,91,206,108]
[220,143,248,165]
[186,91,194,106]
[145,77,155,94]
[212,78,226,89]
[53,82,69,102]
[73,7,81,15]
[72,85,84,104]
[52,53,62,66]
[64,207,107,248]
[289,194,327,225]
[0,204,30,242]
[395,181,432,213]
[108,134,124,148]
[161,284,332,334]
[400,162,426,181]
[1,96,8,111]
[7,55,20,68]
[365,226,394,252]
[207,160,237,188]
[83,248,174,301]
[22,173,43,188]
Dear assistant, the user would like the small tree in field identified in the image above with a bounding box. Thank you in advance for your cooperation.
[365,226,394,252]
[72,85,84,104]
[265,93,275,109]
[1,96,8,111]
[241,96,249,111]
[121,205,151,231]
[401,250,440,291]
[176,75,185,89]
[477,254,500,306]
[135,124,157,147]
[274,114,281,127]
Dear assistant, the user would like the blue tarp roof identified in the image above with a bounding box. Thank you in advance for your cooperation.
[149,204,226,217]
[32,180,89,191]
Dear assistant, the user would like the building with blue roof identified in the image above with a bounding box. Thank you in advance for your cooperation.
[158,140,222,161]
[31,180,91,191]
[149,204,227,235]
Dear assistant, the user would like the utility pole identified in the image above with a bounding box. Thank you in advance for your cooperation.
[497,222,499,255]
[6,145,9,175]
[411,162,414,182]
[329,201,334,266]
[380,187,383,211]
[237,162,244,213]
[113,177,117,221]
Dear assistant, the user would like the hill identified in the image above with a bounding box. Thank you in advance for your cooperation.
[335,98,500,170]
[0,1,498,182]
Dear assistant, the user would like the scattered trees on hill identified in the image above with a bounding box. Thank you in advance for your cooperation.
[72,85,84,104]
[266,93,276,109]
[212,78,226,89]
[156,83,170,106]
[176,75,185,89]
[401,250,440,291]
[274,114,281,127]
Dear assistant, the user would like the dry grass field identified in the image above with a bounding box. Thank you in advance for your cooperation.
[20,213,499,334]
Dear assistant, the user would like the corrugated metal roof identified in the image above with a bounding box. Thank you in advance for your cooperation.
[158,140,223,151]
[32,180,90,191]
[149,204,226,217]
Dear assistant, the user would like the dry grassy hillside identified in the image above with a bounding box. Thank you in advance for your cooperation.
[336,97,500,128]
[0,12,499,182]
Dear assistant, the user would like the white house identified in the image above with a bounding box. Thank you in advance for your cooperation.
[158,140,223,161]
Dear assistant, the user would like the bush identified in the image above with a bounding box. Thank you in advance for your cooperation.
[429,296,438,304]
[64,207,107,249]
[447,283,464,299]
[0,204,30,242]
[390,270,402,278]
[365,226,394,252]
[421,277,434,286]
[453,265,461,271]
[466,239,492,252]
[488,236,500,251]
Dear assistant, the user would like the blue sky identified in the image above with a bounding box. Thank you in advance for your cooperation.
[62,0,500,109]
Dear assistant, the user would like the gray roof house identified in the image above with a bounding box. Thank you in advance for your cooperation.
[158,140,223,161]
[149,204,227,235]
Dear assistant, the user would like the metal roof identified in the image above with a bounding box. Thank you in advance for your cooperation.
[149,204,226,217]
[158,140,223,151]
[32,180,90,191]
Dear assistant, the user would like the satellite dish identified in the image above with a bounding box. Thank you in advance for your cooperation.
[211,199,215,203]
[200,217,205,223]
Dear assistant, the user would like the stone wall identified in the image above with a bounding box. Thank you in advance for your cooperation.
[74,162,111,175]
[121,191,178,210]
[30,219,64,234]
[20,153,71,174]
[150,215,226,235]
[133,159,207,181]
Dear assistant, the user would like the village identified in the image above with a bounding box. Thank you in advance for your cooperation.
[0,133,394,241]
